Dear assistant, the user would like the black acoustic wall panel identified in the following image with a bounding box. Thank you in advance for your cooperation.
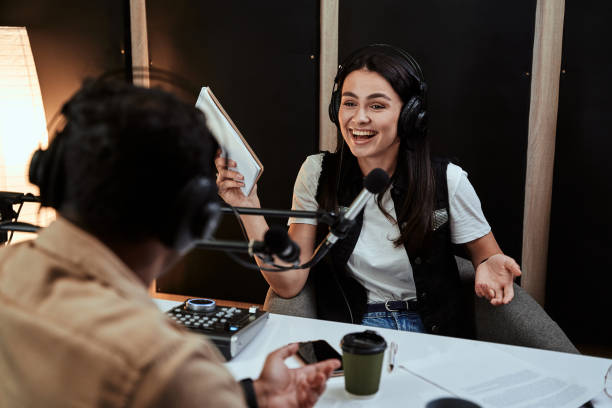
[0,0,128,124]
[149,1,319,303]
[546,3,612,346]
[338,1,535,265]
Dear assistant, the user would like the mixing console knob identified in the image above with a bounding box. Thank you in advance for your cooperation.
[185,298,216,313]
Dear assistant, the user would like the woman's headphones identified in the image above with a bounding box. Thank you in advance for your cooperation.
[328,44,428,146]
[28,73,221,253]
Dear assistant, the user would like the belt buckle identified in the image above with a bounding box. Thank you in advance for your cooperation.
[384,300,400,312]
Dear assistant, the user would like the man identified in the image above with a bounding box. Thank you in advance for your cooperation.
[0,79,339,407]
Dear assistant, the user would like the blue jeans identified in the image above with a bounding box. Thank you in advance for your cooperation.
[361,310,425,333]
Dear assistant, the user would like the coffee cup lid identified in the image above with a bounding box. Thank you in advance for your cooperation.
[426,398,482,408]
[340,330,387,355]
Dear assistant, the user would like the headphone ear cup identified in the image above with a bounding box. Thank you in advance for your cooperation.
[399,96,428,149]
[28,148,45,187]
[161,177,220,252]
[414,110,427,134]
[328,89,341,127]
[28,134,66,209]
[399,96,421,137]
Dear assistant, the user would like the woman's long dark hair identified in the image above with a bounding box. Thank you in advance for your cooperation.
[332,45,435,253]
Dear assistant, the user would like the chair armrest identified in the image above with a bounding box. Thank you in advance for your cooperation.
[456,256,579,354]
[263,279,317,318]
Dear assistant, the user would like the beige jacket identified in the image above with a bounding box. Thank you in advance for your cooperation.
[0,217,246,408]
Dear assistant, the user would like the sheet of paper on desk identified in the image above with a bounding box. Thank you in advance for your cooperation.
[400,341,600,408]
[195,87,263,196]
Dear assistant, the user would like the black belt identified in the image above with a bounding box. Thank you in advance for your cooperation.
[366,299,419,313]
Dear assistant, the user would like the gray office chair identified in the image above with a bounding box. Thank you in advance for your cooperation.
[263,256,579,354]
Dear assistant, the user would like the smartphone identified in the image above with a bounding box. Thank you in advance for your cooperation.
[297,340,343,377]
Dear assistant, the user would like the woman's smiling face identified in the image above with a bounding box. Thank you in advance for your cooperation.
[338,68,403,170]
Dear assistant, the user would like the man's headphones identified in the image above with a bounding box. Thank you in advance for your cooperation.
[159,177,221,253]
[328,44,428,146]
[28,75,221,253]
[28,128,67,210]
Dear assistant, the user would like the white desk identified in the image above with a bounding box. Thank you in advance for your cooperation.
[154,299,611,407]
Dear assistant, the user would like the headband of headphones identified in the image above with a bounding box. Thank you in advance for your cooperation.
[332,44,425,95]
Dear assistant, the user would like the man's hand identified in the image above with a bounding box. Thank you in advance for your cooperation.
[253,343,341,408]
[474,254,522,306]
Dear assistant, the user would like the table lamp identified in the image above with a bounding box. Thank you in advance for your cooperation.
[0,26,54,243]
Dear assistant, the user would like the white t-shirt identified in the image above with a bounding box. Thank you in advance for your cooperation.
[288,153,491,303]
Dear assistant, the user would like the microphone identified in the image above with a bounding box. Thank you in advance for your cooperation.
[262,227,300,263]
[327,168,389,243]
[304,168,389,268]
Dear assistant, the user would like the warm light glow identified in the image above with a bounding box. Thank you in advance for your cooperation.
[0,26,54,243]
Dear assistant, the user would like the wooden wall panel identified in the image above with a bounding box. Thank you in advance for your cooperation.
[129,0,149,87]
[319,0,339,152]
[521,0,565,306]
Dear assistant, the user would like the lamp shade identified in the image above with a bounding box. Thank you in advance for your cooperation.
[0,26,53,243]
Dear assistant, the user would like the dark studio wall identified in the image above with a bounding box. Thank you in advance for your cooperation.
[156,0,538,305]
[0,0,129,125]
[149,1,320,302]
[546,2,612,346]
[338,0,535,266]
[338,1,612,348]
[0,0,319,304]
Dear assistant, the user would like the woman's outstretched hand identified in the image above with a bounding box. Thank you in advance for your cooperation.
[253,343,341,408]
[214,149,260,207]
[474,254,522,306]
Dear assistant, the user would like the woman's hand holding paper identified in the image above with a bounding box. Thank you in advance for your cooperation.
[215,150,261,208]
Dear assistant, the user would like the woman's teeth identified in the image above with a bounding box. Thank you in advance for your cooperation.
[352,129,377,139]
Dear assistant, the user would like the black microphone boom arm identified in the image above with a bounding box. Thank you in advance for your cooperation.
[220,206,340,226]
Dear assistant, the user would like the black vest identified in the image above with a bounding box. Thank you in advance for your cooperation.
[311,151,471,337]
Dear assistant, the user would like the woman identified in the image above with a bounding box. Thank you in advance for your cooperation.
[216,44,521,337]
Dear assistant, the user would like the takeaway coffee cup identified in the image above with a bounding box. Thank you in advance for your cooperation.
[340,330,387,396]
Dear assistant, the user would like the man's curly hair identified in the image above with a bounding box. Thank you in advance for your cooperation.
[57,79,217,242]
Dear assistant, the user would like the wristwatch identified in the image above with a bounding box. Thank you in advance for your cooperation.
[239,378,258,408]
